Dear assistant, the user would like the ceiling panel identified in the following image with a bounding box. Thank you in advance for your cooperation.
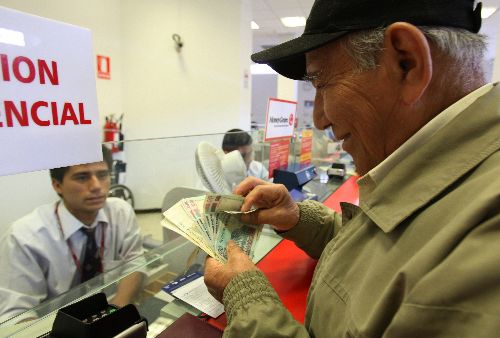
[253,0,271,11]
[253,0,312,39]
[253,9,278,20]
[272,7,304,17]
[268,0,302,10]
[256,18,280,28]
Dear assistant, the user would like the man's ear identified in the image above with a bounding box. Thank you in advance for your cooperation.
[52,178,63,195]
[382,22,432,104]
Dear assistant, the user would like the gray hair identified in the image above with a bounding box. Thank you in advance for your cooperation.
[343,26,487,77]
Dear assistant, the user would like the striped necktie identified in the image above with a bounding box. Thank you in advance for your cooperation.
[80,226,102,282]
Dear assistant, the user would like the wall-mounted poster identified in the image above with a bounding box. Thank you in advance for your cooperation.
[299,129,313,165]
[264,98,297,141]
[268,139,290,179]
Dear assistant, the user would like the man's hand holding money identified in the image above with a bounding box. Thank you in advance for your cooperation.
[204,177,301,302]
[235,177,300,232]
[204,241,257,302]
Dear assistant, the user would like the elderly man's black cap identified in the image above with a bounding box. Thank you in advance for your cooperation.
[251,0,483,80]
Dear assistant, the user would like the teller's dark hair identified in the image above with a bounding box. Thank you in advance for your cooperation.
[222,129,252,152]
[50,145,113,182]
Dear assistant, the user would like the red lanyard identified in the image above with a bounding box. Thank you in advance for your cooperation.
[55,201,105,274]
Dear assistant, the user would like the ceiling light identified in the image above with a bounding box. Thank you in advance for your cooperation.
[280,17,306,28]
[481,6,497,19]
[251,21,260,30]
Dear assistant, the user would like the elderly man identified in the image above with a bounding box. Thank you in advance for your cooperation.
[205,0,500,337]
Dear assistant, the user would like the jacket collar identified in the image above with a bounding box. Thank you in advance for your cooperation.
[359,83,500,233]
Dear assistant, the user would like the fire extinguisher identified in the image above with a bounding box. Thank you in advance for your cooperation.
[103,114,122,153]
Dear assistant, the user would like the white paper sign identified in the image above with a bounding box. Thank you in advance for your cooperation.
[264,98,297,141]
[163,272,224,318]
[0,7,101,176]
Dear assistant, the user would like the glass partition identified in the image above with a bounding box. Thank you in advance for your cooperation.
[0,129,351,336]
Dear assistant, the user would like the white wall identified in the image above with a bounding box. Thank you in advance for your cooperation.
[239,0,253,129]
[296,81,316,128]
[118,0,251,208]
[119,0,250,140]
[251,74,277,126]
[479,6,500,82]
[0,171,54,234]
[0,1,253,226]
[276,75,298,102]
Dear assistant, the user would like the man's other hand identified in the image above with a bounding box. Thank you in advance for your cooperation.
[235,177,300,232]
[204,241,258,302]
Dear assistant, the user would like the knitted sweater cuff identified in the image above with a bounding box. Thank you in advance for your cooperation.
[279,200,327,241]
[223,270,282,322]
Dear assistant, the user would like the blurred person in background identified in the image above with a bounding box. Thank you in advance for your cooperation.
[222,128,269,181]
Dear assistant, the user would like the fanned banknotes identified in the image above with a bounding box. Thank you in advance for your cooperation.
[161,194,263,263]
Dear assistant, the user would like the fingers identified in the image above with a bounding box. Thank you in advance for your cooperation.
[234,177,271,197]
[242,184,288,211]
[204,255,222,273]
[241,207,298,231]
[241,184,274,211]
[226,241,250,265]
[240,208,276,225]
[204,242,259,302]
[226,240,243,260]
[226,241,258,272]
[204,256,225,302]
[239,184,299,231]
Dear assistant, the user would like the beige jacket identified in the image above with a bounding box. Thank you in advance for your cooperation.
[222,84,500,337]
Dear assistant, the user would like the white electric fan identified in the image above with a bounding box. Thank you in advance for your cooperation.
[195,141,247,193]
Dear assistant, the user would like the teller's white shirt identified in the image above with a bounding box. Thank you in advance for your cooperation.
[248,160,270,181]
[0,197,143,322]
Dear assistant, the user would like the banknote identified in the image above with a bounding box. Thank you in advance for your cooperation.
[162,194,263,263]
[181,196,213,243]
[205,194,245,212]
[214,215,262,262]
[203,195,221,240]
[163,200,215,257]
[161,217,214,258]
[204,194,240,244]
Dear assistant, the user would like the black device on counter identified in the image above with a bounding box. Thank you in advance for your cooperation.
[273,164,317,191]
[47,293,148,338]
[327,162,346,179]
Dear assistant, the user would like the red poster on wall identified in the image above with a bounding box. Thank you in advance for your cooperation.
[268,139,290,179]
[97,55,111,79]
[299,129,313,165]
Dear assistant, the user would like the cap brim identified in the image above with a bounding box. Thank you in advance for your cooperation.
[251,31,349,80]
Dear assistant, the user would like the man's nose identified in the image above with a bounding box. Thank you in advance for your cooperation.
[312,91,330,130]
[88,175,103,191]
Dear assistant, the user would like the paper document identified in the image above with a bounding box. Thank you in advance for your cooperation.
[162,272,224,318]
